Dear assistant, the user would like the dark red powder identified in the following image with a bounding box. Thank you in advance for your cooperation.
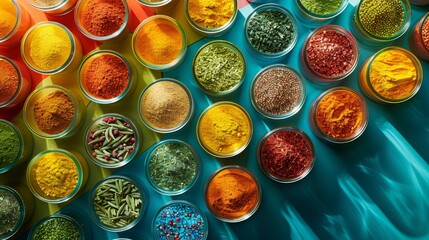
[81,0,126,37]
[260,129,313,180]
[83,54,129,100]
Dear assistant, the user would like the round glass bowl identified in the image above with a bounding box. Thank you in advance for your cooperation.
[132,15,187,71]
[292,0,348,28]
[26,149,89,204]
[350,0,411,45]
[21,22,83,75]
[26,0,77,15]
[139,78,194,133]
[196,102,253,158]
[250,64,305,119]
[90,175,146,232]
[0,0,31,47]
[0,120,33,174]
[23,85,85,139]
[409,12,429,61]
[0,56,32,109]
[84,113,140,168]
[244,3,298,60]
[27,214,85,240]
[75,0,129,41]
[310,87,368,143]
[359,47,423,104]
[152,200,208,240]
[78,50,135,104]
[145,139,200,196]
[204,165,261,222]
[300,25,359,84]
[136,0,178,12]
[192,40,246,96]
[185,0,237,37]
[257,127,315,183]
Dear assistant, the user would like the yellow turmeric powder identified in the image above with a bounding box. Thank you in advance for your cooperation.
[188,0,235,29]
[198,102,252,156]
[0,0,17,39]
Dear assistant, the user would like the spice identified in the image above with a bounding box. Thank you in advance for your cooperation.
[0,0,17,39]
[0,188,21,236]
[134,18,183,65]
[358,0,405,38]
[0,121,20,169]
[369,49,418,100]
[253,66,303,116]
[80,0,126,37]
[154,202,206,239]
[188,0,234,29]
[0,58,18,104]
[300,0,342,15]
[206,167,259,219]
[141,81,190,130]
[33,152,78,199]
[32,217,81,240]
[306,29,356,77]
[87,116,136,165]
[260,128,313,180]
[316,89,365,139]
[198,103,251,156]
[33,90,75,135]
[149,141,197,192]
[93,178,143,228]
[247,9,295,54]
[194,42,244,93]
[423,17,429,50]
[82,54,129,100]
[29,0,62,7]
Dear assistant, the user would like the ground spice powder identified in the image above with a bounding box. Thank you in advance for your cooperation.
[34,90,75,135]
[0,188,21,236]
[0,58,18,104]
[0,0,17,38]
[30,0,62,7]
[188,0,234,29]
[81,0,126,37]
[300,0,342,15]
[0,121,20,169]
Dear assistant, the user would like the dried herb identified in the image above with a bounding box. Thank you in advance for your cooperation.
[0,121,20,169]
[32,217,81,240]
[0,188,21,236]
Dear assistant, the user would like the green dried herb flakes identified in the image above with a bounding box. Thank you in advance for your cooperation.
[0,189,21,236]
[300,0,343,16]
[194,43,244,93]
[0,122,20,169]
[93,178,142,228]
[32,217,80,240]
[247,9,295,54]
[149,142,197,192]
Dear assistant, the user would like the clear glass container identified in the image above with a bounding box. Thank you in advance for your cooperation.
[359,46,423,104]
[26,149,89,204]
[300,25,359,84]
[23,85,85,139]
[0,0,31,47]
[135,0,178,12]
[0,56,32,109]
[409,12,429,61]
[78,50,135,104]
[26,0,78,15]
[84,113,140,168]
[27,214,86,240]
[185,0,238,37]
[192,40,246,96]
[292,0,348,28]
[21,22,83,75]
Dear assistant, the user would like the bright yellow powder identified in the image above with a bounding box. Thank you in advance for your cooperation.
[188,0,234,29]
[0,0,17,38]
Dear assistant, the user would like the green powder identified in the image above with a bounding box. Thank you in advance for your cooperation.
[0,188,21,237]
[0,122,20,169]
[149,142,197,192]
[32,217,80,240]
[358,0,405,38]
[300,0,343,15]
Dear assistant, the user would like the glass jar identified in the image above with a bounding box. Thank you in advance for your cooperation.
[409,12,429,61]
[26,0,78,15]
[135,0,178,12]
[300,25,359,84]
[292,0,348,28]
[27,214,86,240]
[0,56,32,109]
[0,0,31,47]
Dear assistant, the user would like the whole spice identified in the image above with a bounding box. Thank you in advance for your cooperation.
[198,103,251,155]
[93,178,143,228]
[300,0,343,15]
[0,121,20,169]
[206,167,259,219]
[423,17,429,50]
[154,202,206,239]
[29,0,62,7]
[149,141,197,192]
[260,128,313,180]
[0,58,18,104]
[141,81,190,130]
[188,0,234,29]
[87,116,136,165]
[0,187,21,237]
[82,54,129,100]
[32,217,81,240]
[357,0,405,38]
[247,8,295,54]
[80,0,126,37]
[33,90,75,135]
[0,0,17,39]
[253,66,303,116]
[194,42,244,93]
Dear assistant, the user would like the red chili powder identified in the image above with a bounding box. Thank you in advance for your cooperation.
[260,129,313,180]
[81,0,126,37]
[0,59,18,104]
[83,54,129,100]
